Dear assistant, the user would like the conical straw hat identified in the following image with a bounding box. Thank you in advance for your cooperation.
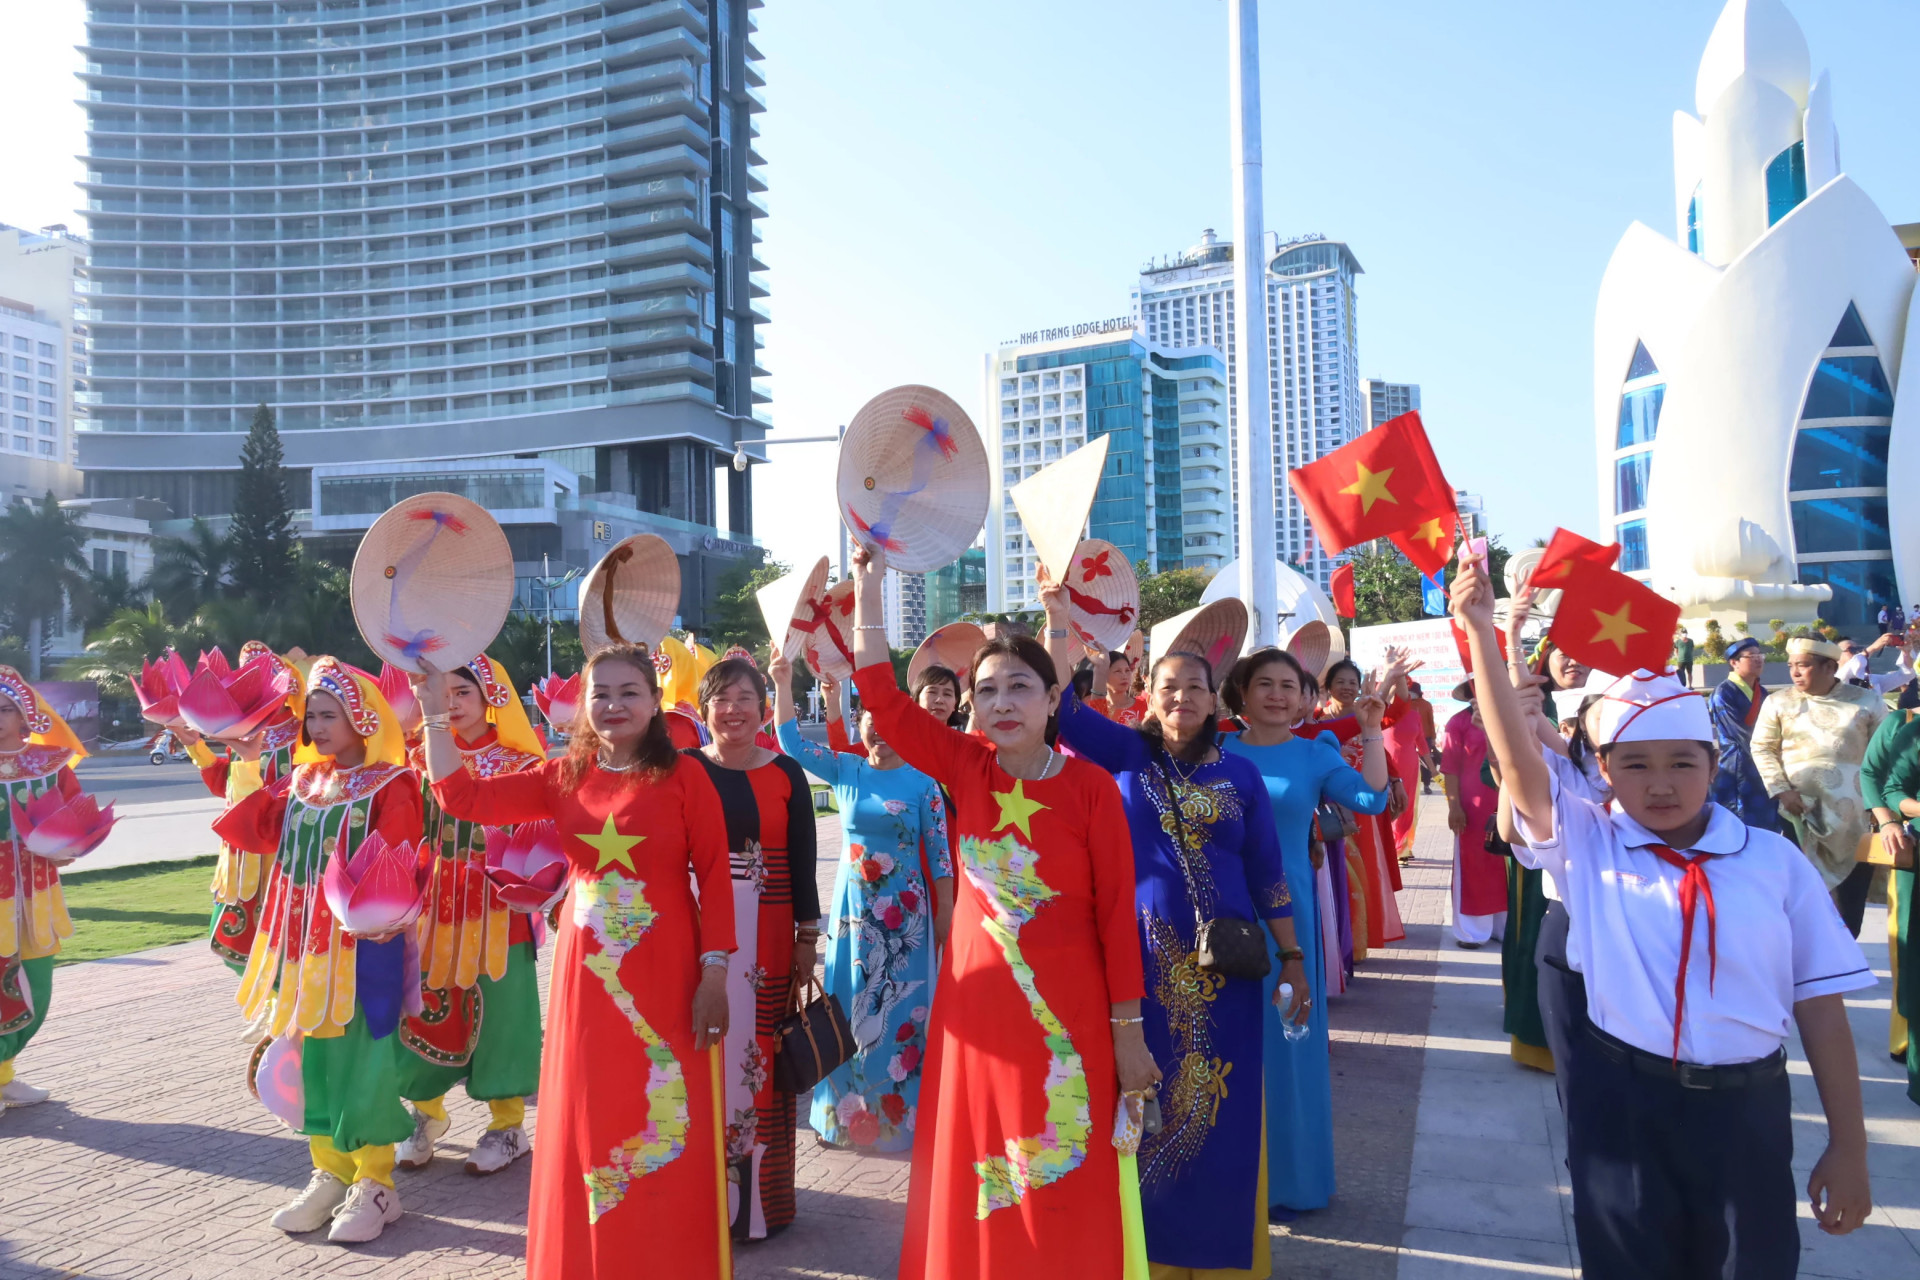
[1283,619,1334,681]
[909,622,986,692]
[1008,435,1110,584]
[800,580,857,680]
[1149,598,1248,681]
[837,384,989,573]
[1061,537,1139,654]
[579,534,680,656]
[756,557,832,662]
[350,492,514,673]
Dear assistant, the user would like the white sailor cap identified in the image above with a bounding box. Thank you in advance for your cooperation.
[1592,669,1712,747]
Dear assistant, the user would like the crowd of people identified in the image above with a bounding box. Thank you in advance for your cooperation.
[2,537,1915,1279]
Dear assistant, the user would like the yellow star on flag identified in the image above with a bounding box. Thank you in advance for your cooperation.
[1410,516,1449,548]
[577,814,645,872]
[991,778,1048,841]
[1338,463,1398,513]
[1589,602,1647,653]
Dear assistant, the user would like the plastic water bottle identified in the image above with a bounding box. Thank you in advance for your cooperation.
[1278,983,1310,1042]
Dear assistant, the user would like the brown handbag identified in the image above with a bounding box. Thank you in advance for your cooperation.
[772,974,855,1095]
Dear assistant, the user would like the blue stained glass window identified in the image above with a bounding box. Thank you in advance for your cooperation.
[1615,452,1652,515]
[1797,559,1899,631]
[1765,141,1807,226]
[1616,383,1665,448]
[1686,188,1702,255]
[1790,495,1891,554]
[1788,426,1890,491]
[1828,302,1873,349]
[1625,340,1659,382]
[1800,355,1894,419]
[1617,518,1649,573]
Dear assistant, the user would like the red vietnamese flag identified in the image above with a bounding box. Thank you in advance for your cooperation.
[1387,509,1460,578]
[1548,560,1682,675]
[1531,527,1620,588]
[1449,618,1509,676]
[1288,411,1457,564]
[1329,562,1355,619]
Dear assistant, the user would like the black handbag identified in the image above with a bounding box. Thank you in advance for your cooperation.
[1160,748,1271,982]
[1483,814,1514,859]
[771,974,855,1095]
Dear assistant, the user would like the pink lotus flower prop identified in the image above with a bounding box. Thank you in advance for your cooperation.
[482,820,569,911]
[532,674,580,730]
[195,647,232,681]
[178,653,298,742]
[321,830,427,937]
[10,788,117,865]
[131,651,192,728]
[377,663,424,738]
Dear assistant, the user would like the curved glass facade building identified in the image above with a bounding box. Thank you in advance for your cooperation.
[75,0,769,616]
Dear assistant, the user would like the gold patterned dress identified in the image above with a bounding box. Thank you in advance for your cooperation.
[1751,682,1887,887]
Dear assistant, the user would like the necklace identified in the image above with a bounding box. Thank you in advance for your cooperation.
[1004,747,1058,783]
[596,751,640,773]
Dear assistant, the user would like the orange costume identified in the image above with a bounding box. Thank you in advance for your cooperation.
[432,756,737,1280]
[853,663,1145,1279]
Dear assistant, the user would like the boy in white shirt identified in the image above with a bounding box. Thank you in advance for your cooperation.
[1451,549,1872,1278]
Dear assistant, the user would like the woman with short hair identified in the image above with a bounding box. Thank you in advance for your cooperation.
[683,655,820,1242]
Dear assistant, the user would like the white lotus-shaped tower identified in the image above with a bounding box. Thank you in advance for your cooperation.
[1592,0,1915,631]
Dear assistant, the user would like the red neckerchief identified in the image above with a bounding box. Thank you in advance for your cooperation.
[1646,843,1719,1065]
[1743,682,1766,728]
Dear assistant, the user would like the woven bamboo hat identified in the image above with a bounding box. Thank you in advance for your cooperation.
[756,556,833,663]
[837,385,989,574]
[801,580,857,680]
[1061,537,1139,654]
[350,492,514,673]
[1149,598,1249,681]
[909,622,986,692]
[1008,435,1110,584]
[1283,619,1335,681]
[579,534,680,656]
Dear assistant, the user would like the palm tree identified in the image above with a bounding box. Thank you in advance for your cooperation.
[0,494,92,678]
[61,599,204,687]
[149,517,231,618]
[80,565,147,635]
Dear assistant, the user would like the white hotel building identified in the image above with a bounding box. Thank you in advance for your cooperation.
[1132,229,1365,590]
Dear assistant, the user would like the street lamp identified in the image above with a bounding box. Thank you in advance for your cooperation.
[730,425,846,575]
[537,552,584,678]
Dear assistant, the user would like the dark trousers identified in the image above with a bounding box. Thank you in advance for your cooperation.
[1833,861,1875,938]
[1534,899,1585,1117]
[1566,1032,1798,1279]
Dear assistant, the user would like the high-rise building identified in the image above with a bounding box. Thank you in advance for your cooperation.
[981,325,1226,612]
[74,0,770,627]
[881,567,926,650]
[0,224,89,503]
[1363,378,1420,430]
[925,543,985,631]
[1454,489,1486,541]
[1134,229,1364,590]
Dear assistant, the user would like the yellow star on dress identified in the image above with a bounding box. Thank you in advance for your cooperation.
[1589,602,1647,653]
[578,814,645,872]
[1339,463,1397,513]
[991,778,1048,841]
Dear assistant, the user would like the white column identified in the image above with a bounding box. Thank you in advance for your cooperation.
[1229,0,1278,646]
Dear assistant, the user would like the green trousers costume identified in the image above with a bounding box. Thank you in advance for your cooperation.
[1502,860,1552,1069]
[302,1007,415,1154]
[0,954,52,1067]
[1897,867,1917,1107]
[396,940,543,1104]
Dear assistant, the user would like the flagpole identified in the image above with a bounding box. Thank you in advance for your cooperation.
[1229,0,1278,647]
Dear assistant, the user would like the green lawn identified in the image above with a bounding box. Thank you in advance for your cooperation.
[54,856,217,966]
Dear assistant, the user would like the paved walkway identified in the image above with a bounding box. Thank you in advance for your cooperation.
[4,800,1916,1278]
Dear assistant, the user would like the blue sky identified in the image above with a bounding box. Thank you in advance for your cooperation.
[3,2,1914,579]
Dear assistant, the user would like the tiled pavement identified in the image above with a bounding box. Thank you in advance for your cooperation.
[4,800,1916,1278]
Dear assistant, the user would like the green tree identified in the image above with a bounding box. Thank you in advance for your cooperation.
[61,599,205,687]
[1348,544,1424,627]
[1135,562,1212,632]
[227,403,298,601]
[702,557,786,653]
[149,516,231,617]
[80,564,146,635]
[0,494,92,678]
[490,610,584,693]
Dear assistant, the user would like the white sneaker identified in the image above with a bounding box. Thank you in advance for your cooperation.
[395,1106,450,1170]
[327,1179,401,1244]
[465,1125,531,1176]
[1,1077,50,1107]
[270,1169,349,1234]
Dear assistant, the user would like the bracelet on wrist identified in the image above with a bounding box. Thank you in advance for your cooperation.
[1277,947,1305,963]
[698,950,729,969]
[422,713,451,733]
[1047,628,1069,639]
[1109,1015,1144,1026]
[855,623,888,632]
